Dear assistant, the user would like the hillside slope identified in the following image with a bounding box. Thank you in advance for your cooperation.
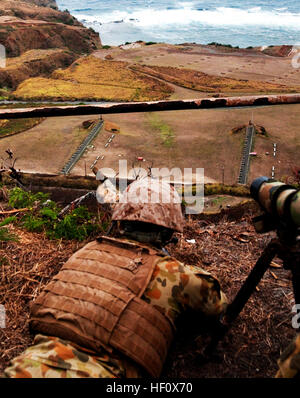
[0,0,102,90]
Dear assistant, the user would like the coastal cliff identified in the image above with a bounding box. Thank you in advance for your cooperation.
[0,0,101,57]
[0,0,102,90]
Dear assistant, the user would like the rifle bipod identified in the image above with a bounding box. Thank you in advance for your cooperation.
[204,236,300,356]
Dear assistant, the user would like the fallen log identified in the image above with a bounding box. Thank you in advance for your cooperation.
[0,94,300,119]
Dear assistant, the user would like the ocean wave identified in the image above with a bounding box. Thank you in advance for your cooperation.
[74,8,93,12]
[75,6,300,29]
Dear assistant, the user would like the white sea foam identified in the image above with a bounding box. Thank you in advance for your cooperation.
[76,6,300,30]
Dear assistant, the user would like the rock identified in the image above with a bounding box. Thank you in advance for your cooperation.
[1,22,101,58]
[82,120,95,129]
[255,124,267,136]
[0,0,102,88]
[231,125,246,134]
[120,42,142,50]
[262,45,293,58]
[186,239,196,244]
[104,121,120,133]
[0,50,78,89]
[0,1,102,58]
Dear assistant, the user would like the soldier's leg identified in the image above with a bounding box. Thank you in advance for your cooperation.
[4,334,124,378]
[276,334,300,378]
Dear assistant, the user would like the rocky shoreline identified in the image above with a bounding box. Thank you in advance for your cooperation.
[0,1,299,102]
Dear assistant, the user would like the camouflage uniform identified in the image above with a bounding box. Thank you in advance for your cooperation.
[4,255,227,378]
[276,334,300,378]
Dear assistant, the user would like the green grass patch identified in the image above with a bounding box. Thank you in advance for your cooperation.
[147,113,175,147]
[179,183,250,198]
[0,118,44,137]
[209,196,228,206]
[0,216,18,242]
[11,174,99,191]
[0,103,79,109]
[203,183,250,196]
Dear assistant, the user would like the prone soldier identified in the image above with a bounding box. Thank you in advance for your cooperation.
[4,177,227,378]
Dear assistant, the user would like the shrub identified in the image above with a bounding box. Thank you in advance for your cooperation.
[47,206,98,241]
[8,187,49,209]
[8,188,101,241]
[20,202,100,241]
[0,216,18,242]
[207,42,233,48]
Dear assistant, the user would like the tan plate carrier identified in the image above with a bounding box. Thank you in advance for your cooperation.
[30,236,175,377]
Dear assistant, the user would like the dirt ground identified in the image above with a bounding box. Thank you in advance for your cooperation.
[0,115,97,174]
[73,104,300,186]
[0,203,296,378]
[203,195,249,212]
[94,43,300,94]
[1,103,299,186]
[164,211,296,378]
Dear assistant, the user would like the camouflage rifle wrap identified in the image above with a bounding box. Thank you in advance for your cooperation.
[291,191,300,228]
[252,177,300,228]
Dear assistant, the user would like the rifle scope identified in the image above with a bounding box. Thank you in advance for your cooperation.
[250,176,300,228]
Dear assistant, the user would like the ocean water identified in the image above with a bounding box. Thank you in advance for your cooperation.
[56,0,300,47]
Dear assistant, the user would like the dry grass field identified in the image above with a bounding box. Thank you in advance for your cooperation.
[13,56,173,101]
[5,49,65,69]
[131,64,299,94]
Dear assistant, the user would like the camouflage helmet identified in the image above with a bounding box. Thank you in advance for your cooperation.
[112,177,184,233]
